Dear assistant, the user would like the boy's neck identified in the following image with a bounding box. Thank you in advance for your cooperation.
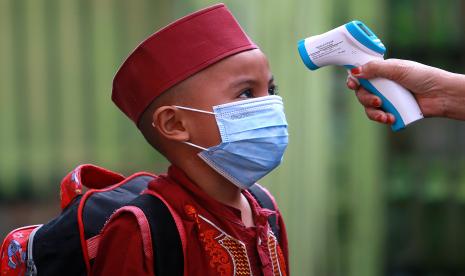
[176,156,244,208]
[171,154,256,228]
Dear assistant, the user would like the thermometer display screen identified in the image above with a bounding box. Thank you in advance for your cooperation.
[358,23,373,37]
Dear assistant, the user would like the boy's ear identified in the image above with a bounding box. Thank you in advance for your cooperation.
[152,106,190,142]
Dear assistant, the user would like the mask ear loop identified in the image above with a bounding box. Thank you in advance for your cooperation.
[150,122,208,151]
[173,105,215,115]
[151,105,213,151]
[151,105,214,128]
[173,105,213,151]
[183,141,208,151]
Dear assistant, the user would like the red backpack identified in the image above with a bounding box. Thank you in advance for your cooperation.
[0,164,165,275]
[0,164,279,276]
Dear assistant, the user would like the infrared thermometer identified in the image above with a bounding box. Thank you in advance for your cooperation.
[297,20,423,131]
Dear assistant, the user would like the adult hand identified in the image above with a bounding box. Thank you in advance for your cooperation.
[346,59,465,124]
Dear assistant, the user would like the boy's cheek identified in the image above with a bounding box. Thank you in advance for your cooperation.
[188,116,221,147]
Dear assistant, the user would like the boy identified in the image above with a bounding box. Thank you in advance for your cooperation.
[92,3,289,276]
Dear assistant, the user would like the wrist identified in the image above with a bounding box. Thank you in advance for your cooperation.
[440,71,465,119]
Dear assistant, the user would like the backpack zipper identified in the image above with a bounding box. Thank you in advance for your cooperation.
[25,225,43,276]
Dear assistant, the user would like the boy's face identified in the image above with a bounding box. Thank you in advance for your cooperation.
[178,49,277,148]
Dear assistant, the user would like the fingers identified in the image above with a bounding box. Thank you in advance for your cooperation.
[346,78,359,90]
[355,87,381,108]
[353,87,396,125]
[365,107,395,124]
[386,113,395,124]
[346,69,360,90]
[349,59,417,85]
[345,66,399,125]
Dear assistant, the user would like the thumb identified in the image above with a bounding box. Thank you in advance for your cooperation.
[350,59,410,81]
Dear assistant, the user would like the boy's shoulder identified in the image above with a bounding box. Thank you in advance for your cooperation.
[92,189,184,276]
[92,177,289,275]
[92,209,154,275]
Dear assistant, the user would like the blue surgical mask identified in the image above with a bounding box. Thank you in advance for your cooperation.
[175,95,289,189]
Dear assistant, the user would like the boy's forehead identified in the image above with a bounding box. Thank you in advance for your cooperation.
[175,49,271,90]
[194,49,271,83]
[216,49,269,72]
[171,49,273,106]
[111,3,258,126]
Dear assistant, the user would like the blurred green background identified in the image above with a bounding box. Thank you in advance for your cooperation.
[1,0,465,275]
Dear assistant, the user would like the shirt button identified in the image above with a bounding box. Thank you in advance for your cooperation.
[184,204,198,220]
[258,237,262,245]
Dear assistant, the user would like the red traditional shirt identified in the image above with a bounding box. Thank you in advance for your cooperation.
[92,165,289,276]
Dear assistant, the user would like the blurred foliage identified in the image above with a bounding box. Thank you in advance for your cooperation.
[1,0,465,275]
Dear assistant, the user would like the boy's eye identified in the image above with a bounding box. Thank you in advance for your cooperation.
[268,85,279,95]
[238,89,253,99]
[237,85,279,99]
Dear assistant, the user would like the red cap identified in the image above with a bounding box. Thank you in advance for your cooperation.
[112,3,258,125]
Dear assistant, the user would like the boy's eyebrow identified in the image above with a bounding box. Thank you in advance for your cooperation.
[229,76,275,89]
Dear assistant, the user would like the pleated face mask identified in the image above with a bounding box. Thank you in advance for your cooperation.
[175,95,289,189]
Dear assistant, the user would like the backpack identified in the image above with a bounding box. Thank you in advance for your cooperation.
[0,164,280,276]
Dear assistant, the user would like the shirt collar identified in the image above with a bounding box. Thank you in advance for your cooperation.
[166,165,274,227]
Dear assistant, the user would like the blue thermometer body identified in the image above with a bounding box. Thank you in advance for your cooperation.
[298,20,423,131]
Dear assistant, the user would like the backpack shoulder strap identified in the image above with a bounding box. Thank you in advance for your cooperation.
[127,184,279,276]
[79,174,156,273]
[247,184,280,242]
[129,193,184,276]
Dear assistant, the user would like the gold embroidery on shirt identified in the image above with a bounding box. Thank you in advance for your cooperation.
[267,231,284,276]
[200,228,233,276]
[217,234,252,276]
[198,214,253,276]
